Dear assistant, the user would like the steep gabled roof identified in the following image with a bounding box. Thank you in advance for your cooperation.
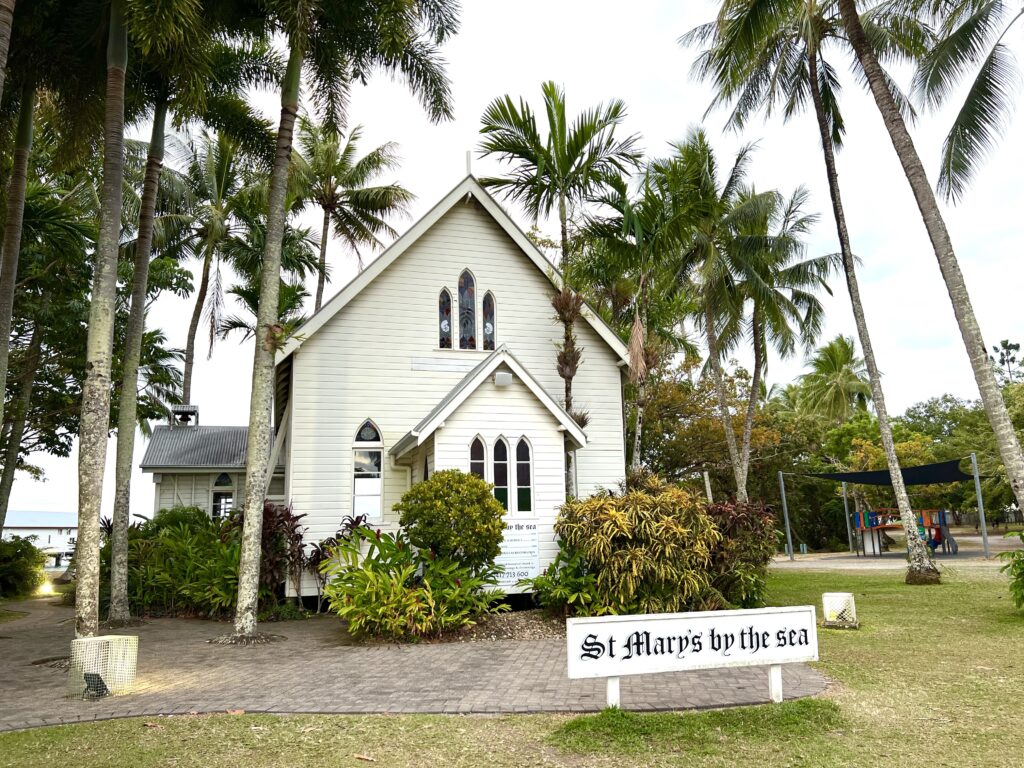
[277,175,629,365]
[389,345,587,459]
[140,426,284,471]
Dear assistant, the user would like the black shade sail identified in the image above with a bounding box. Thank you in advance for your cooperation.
[800,458,975,487]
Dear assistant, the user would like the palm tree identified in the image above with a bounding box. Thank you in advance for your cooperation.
[585,168,696,470]
[685,0,940,584]
[478,82,642,417]
[108,33,280,625]
[838,0,1024,518]
[224,0,458,643]
[294,118,413,311]
[0,1,15,108]
[799,335,872,422]
[913,1,1024,201]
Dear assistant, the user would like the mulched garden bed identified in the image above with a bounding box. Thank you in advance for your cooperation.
[431,609,566,643]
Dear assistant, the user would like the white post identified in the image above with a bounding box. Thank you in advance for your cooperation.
[703,470,714,504]
[606,676,620,708]
[768,664,783,704]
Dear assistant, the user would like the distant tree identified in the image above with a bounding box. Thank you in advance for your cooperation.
[799,335,872,423]
[990,340,1021,384]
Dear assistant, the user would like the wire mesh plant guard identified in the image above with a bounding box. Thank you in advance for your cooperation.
[822,592,859,629]
[66,636,138,699]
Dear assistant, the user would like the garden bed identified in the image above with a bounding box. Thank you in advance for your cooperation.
[432,608,565,643]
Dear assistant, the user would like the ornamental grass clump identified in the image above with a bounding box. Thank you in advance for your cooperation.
[554,477,721,614]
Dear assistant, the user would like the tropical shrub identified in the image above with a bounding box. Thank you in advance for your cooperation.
[322,527,506,640]
[0,536,46,597]
[999,531,1024,609]
[520,546,604,618]
[224,501,306,599]
[705,500,779,608]
[553,478,721,614]
[394,469,505,572]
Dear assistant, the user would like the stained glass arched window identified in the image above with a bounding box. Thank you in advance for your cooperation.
[458,270,476,350]
[493,438,509,510]
[470,437,486,478]
[482,292,496,350]
[438,289,452,349]
[355,420,381,444]
[353,420,383,521]
[516,438,532,512]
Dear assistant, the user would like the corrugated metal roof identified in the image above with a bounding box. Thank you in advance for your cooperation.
[140,425,251,469]
[3,510,78,529]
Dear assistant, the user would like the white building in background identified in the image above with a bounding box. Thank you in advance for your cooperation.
[2,510,77,566]
[139,176,630,593]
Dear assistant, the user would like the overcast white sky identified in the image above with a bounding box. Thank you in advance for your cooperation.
[9,0,1022,516]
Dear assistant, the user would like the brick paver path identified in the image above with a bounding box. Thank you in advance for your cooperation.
[1,598,825,732]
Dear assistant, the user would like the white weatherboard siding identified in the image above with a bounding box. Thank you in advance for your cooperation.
[152,472,284,515]
[287,198,626,560]
[433,370,565,572]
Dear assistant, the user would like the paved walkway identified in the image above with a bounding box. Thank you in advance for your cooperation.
[0,598,825,732]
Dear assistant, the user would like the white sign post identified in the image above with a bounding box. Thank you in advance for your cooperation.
[566,605,818,708]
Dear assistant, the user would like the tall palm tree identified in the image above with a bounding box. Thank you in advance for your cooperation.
[913,1,1024,201]
[799,335,872,421]
[0,1,15,108]
[478,82,642,417]
[224,0,458,643]
[295,118,413,311]
[108,34,280,625]
[684,0,940,584]
[838,0,1024,518]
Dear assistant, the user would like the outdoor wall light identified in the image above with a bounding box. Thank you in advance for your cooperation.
[67,635,139,699]
[821,592,859,629]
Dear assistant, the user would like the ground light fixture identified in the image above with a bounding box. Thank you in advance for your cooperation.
[821,592,859,629]
[67,636,139,699]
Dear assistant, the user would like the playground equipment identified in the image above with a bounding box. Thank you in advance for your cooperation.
[852,507,958,557]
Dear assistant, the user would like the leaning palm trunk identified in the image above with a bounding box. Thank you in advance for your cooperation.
[108,101,167,626]
[807,45,937,583]
[182,247,213,405]
[314,208,330,311]
[628,304,648,471]
[0,0,15,110]
[0,85,35,450]
[229,42,302,641]
[77,0,129,636]
[0,303,44,524]
[838,0,1024,515]
[737,314,764,502]
[705,302,746,502]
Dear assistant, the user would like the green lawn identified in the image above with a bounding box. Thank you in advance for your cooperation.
[2,569,1021,768]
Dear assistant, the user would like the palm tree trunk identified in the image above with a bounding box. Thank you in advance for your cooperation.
[737,313,764,503]
[314,207,330,311]
[182,245,213,405]
[630,378,646,472]
[705,302,745,501]
[230,40,302,641]
[77,0,128,638]
[807,44,937,583]
[0,85,35,442]
[0,0,16,124]
[838,0,1024,515]
[0,304,43,527]
[108,99,167,626]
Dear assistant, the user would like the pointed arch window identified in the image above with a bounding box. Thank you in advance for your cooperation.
[353,420,383,521]
[438,289,452,349]
[482,292,496,350]
[458,270,476,350]
[516,438,532,513]
[470,437,486,479]
[493,438,509,510]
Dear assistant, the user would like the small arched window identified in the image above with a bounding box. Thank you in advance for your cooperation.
[353,420,383,520]
[516,438,532,513]
[493,438,509,510]
[458,270,476,350]
[470,437,486,479]
[482,292,496,350]
[422,454,430,482]
[438,289,452,349]
[214,472,233,487]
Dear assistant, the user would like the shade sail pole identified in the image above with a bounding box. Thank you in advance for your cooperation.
[703,471,714,504]
[841,481,854,553]
[971,452,990,558]
[778,471,794,561]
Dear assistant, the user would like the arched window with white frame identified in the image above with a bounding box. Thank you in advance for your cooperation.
[353,419,383,521]
[469,436,486,479]
[493,437,509,510]
[482,292,496,350]
[516,438,532,513]
[438,289,453,349]
[458,269,476,349]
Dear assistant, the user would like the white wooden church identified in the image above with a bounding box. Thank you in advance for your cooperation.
[140,175,630,590]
